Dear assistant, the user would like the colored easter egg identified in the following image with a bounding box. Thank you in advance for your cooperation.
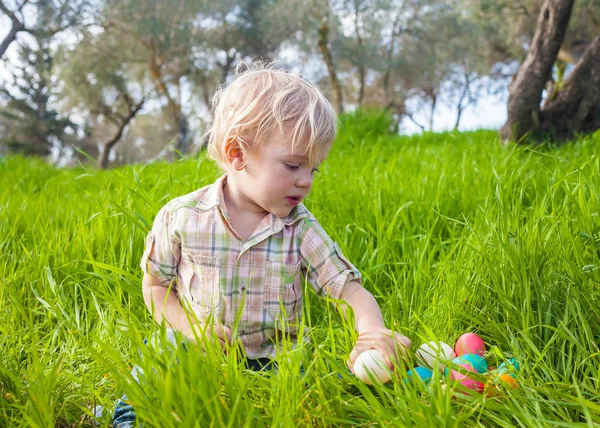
[406,366,433,384]
[484,376,501,397]
[449,363,484,391]
[460,353,488,373]
[497,374,518,389]
[416,341,455,372]
[498,358,519,378]
[454,333,486,356]
[444,357,463,376]
[444,354,487,375]
[354,349,392,384]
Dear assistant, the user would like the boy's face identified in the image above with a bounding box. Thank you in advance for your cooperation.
[230,125,332,218]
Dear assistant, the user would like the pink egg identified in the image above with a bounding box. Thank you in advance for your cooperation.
[450,363,484,391]
[455,333,486,356]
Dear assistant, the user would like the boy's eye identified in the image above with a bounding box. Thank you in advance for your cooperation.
[284,163,300,171]
[311,167,320,174]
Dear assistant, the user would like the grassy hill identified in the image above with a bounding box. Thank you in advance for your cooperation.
[1,113,599,426]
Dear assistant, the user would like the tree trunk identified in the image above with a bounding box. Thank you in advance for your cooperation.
[454,72,472,130]
[353,0,365,107]
[148,50,190,158]
[317,16,344,113]
[358,66,365,107]
[173,111,190,155]
[0,0,24,59]
[429,94,437,131]
[539,34,600,140]
[98,99,144,169]
[500,0,575,142]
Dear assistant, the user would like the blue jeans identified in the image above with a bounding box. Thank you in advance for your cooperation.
[112,330,277,427]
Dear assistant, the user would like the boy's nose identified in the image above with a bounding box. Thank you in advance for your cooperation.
[296,171,313,188]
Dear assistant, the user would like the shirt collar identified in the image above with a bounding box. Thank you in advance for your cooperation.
[195,174,226,211]
[196,174,309,228]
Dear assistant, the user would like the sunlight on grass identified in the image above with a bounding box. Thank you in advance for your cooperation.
[1,115,599,426]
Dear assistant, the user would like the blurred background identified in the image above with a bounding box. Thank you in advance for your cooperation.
[1,0,598,168]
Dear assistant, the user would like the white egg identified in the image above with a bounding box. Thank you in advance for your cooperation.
[354,349,392,384]
[416,341,455,372]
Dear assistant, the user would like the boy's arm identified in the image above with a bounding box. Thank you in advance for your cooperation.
[339,280,386,332]
[142,273,231,346]
[339,280,412,370]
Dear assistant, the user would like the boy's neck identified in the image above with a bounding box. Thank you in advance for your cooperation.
[222,176,269,241]
[223,176,266,216]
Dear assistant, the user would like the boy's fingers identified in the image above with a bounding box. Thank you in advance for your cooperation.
[393,334,412,358]
[395,333,412,349]
[347,347,361,373]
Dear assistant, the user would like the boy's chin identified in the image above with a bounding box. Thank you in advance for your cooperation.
[269,206,294,218]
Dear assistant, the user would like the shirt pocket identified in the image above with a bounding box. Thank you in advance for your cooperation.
[265,261,302,329]
[179,254,223,322]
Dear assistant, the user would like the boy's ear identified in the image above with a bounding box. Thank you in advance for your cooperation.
[224,137,246,170]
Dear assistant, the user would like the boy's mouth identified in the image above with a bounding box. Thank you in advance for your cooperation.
[286,196,302,205]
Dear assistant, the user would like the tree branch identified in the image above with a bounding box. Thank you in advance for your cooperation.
[0,0,25,58]
[405,112,425,131]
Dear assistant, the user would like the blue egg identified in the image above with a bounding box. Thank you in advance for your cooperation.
[444,355,487,375]
[444,356,463,376]
[460,353,488,373]
[406,366,433,384]
[498,358,519,378]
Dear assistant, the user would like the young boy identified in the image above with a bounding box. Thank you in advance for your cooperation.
[113,64,410,424]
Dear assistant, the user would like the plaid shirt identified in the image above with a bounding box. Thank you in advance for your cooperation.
[141,175,361,358]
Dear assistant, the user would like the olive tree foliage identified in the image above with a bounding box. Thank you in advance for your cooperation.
[85,0,288,161]
[0,0,89,59]
[0,0,90,157]
[464,0,599,64]
[264,0,500,131]
[261,0,347,112]
[0,35,77,156]
[185,0,292,149]
[112,112,175,165]
[96,0,206,158]
[58,31,150,168]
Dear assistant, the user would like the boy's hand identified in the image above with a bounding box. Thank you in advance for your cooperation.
[183,323,233,350]
[347,327,412,373]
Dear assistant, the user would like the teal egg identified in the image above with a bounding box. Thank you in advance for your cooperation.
[498,358,519,378]
[407,366,433,383]
[444,357,464,376]
[444,354,487,375]
[460,353,488,373]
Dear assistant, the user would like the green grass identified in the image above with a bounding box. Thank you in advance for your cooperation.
[1,112,599,426]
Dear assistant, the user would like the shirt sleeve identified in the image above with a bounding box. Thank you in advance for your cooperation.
[299,217,362,300]
[140,204,181,288]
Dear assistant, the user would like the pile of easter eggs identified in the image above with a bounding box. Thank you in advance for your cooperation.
[352,332,520,393]
[405,332,520,394]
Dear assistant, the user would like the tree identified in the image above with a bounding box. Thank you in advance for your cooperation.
[0,0,27,58]
[500,0,600,142]
[263,0,346,112]
[99,0,205,158]
[99,0,285,159]
[188,0,288,121]
[0,0,90,59]
[0,35,77,156]
[60,31,148,168]
[317,9,345,113]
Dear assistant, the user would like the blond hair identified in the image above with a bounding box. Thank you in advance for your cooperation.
[206,62,337,170]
